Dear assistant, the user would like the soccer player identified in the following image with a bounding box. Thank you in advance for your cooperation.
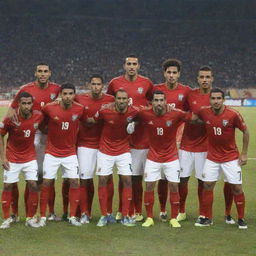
[0,92,43,229]
[107,55,153,221]
[75,74,114,224]
[153,58,191,221]
[7,63,61,221]
[39,83,84,227]
[194,88,249,229]
[137,91,193,228]
[91,89,138,227]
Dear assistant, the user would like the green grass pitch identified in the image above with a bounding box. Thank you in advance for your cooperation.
[0,107,255,256]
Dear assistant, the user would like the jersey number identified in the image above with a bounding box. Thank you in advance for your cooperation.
[213,127,222,135]
[23,130,31,137]
[157,127,164,136]
[62,122,69,130]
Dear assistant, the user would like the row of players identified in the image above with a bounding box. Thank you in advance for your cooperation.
[0,56,249,229]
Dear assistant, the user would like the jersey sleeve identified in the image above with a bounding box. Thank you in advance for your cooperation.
[0,118,11,136]
[10,88,23,109]
[234,112,247,132]
[146,81,154,101]
[106,81,114,96]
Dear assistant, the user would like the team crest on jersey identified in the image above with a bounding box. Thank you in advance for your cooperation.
[72,114,78,121]
[50,93,56,100]
[33,123,39,129]
[222,120,229,127]
[178,94,184,101]
[0,122,4,128]
[127,116,133,123]
[166,120,172,127]
[137,87,144,94]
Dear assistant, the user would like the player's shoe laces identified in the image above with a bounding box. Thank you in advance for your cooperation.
[80,214,90,224]
[170,218,181,228]
[69,216,82,226]
[225,215,236,224]
[135,213,144,222]
[115,212,122,221]
[107,214,117,224]
[121,216,136,227]
[0,217,14,229]
[47,213,62,221]
[142,217,154,227]
[176,212,186,222]
[38,217,47,227]
[194,217,213,227]
[11,214,20,223]
[159,211,168,222]
[238,218,248,229]
[25,217,41,228]
[97,216,108,227]
[62,213,69,221]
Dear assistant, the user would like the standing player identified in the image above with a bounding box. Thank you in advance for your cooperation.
[107,55,153,221]
[7,63,61,221]
[39,83,84,227]
[0,92,43,229]
[75,74,114,224]
[153,59,191,221]
[195,88,249,229]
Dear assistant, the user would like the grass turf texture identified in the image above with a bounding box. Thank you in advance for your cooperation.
[0,106,255,256]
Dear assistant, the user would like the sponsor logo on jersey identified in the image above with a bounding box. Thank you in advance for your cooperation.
[127,116,133,123]
[50,93,56,100]
[137,87,144,94]
[72,114,78,121]
[166,120,172,127]
[33,123,39,129]
[178,94,184,101]
[222,120,229,127]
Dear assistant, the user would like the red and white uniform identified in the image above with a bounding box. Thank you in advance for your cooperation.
[42,101,84,179]
[75,93,114,179]
[198,106,247,183]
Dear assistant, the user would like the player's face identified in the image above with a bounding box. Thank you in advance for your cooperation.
[115,91,129,111]
[152,94,166,115]
[61,88,75,106]
[210,92,225,110]
[90,77,103,95]
[19,97,33,116]
[123,57,140,76]
[164,66,180,85]
[198,71,213,90]
[35,65,51,84]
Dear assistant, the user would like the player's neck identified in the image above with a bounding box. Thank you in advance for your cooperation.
[90,92,103,100]
[166,82,177,90]
[19,109,32,119]
[212,105,225,115]
[154,107,166,116]
[200,87,211,94]
[115,104,128,113]
[60,100,72,110]
[36,81,48,89]
[124,74,138,82]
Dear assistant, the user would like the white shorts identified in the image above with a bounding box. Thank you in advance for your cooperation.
[34,130,47,174]
[179,150,207,179]
[43,154,79,179]
[144,159,180,183]
[201,159,242,184]
[3,160,38,183]
[131,149,148,176]
[77,147,98,179]
[96,151,132,176]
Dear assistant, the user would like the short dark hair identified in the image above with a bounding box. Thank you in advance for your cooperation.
[152,90,166,99]
[61,83,76,93]
[199,65,213,75]
[210,88,225,99]
[162,58,182,72]
[36,63,50,70]
[18,92,33,101]
[124,54,139,64]
[89,74,104,83]
[115,89,128,98]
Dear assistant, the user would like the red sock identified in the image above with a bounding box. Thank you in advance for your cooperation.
[170,191,180,219]
[1,191,12,219]
[24,183,29,216]
[122,187,132,216]
[87,180,94,216]
[197,182,204,215]
[133,180,143,214]
[118,180,123,212]
[107,178,114,214]
[144,191,154,218]
[27,191,38,218]
[178,182,188,213]
[158,179,168,212]
[202,190,214,219]
[80,186,88,215]
[76,204,81,218]
[48,184,55,214]
[11,183,19,216]
[40,186,50,217]
[98,186,108,216]
[224,182,233,216]
[128,197,135,217]
[62,180,70,214]
[69,187,80,217]
[234,192,245,219]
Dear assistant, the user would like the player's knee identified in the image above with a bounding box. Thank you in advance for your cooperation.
[3,183,13,191]
[203,181,215,191]
[27,181,38,192]
[231,184,243,195]
[169,182,179,192]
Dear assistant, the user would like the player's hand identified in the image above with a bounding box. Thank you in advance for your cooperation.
[239,153,247,166]
[2,159,9,171]
[127,121,135,134]
[6,107,19,123]
[167,104,175,112]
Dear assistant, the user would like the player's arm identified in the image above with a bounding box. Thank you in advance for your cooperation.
[0,135,9,171]
[5,106,19,123]
[239,128,249,166]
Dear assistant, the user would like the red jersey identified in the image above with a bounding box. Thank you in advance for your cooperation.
[75,93,114,149]
[138,109,192,163]
[42,101,84,157]
[107,75,153,149]
[180,89,210,152]
[0,110,43,163]
[153,83,191,110]
[96,105,139,156]
[198,106,247,162]
[11,81,61,111]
